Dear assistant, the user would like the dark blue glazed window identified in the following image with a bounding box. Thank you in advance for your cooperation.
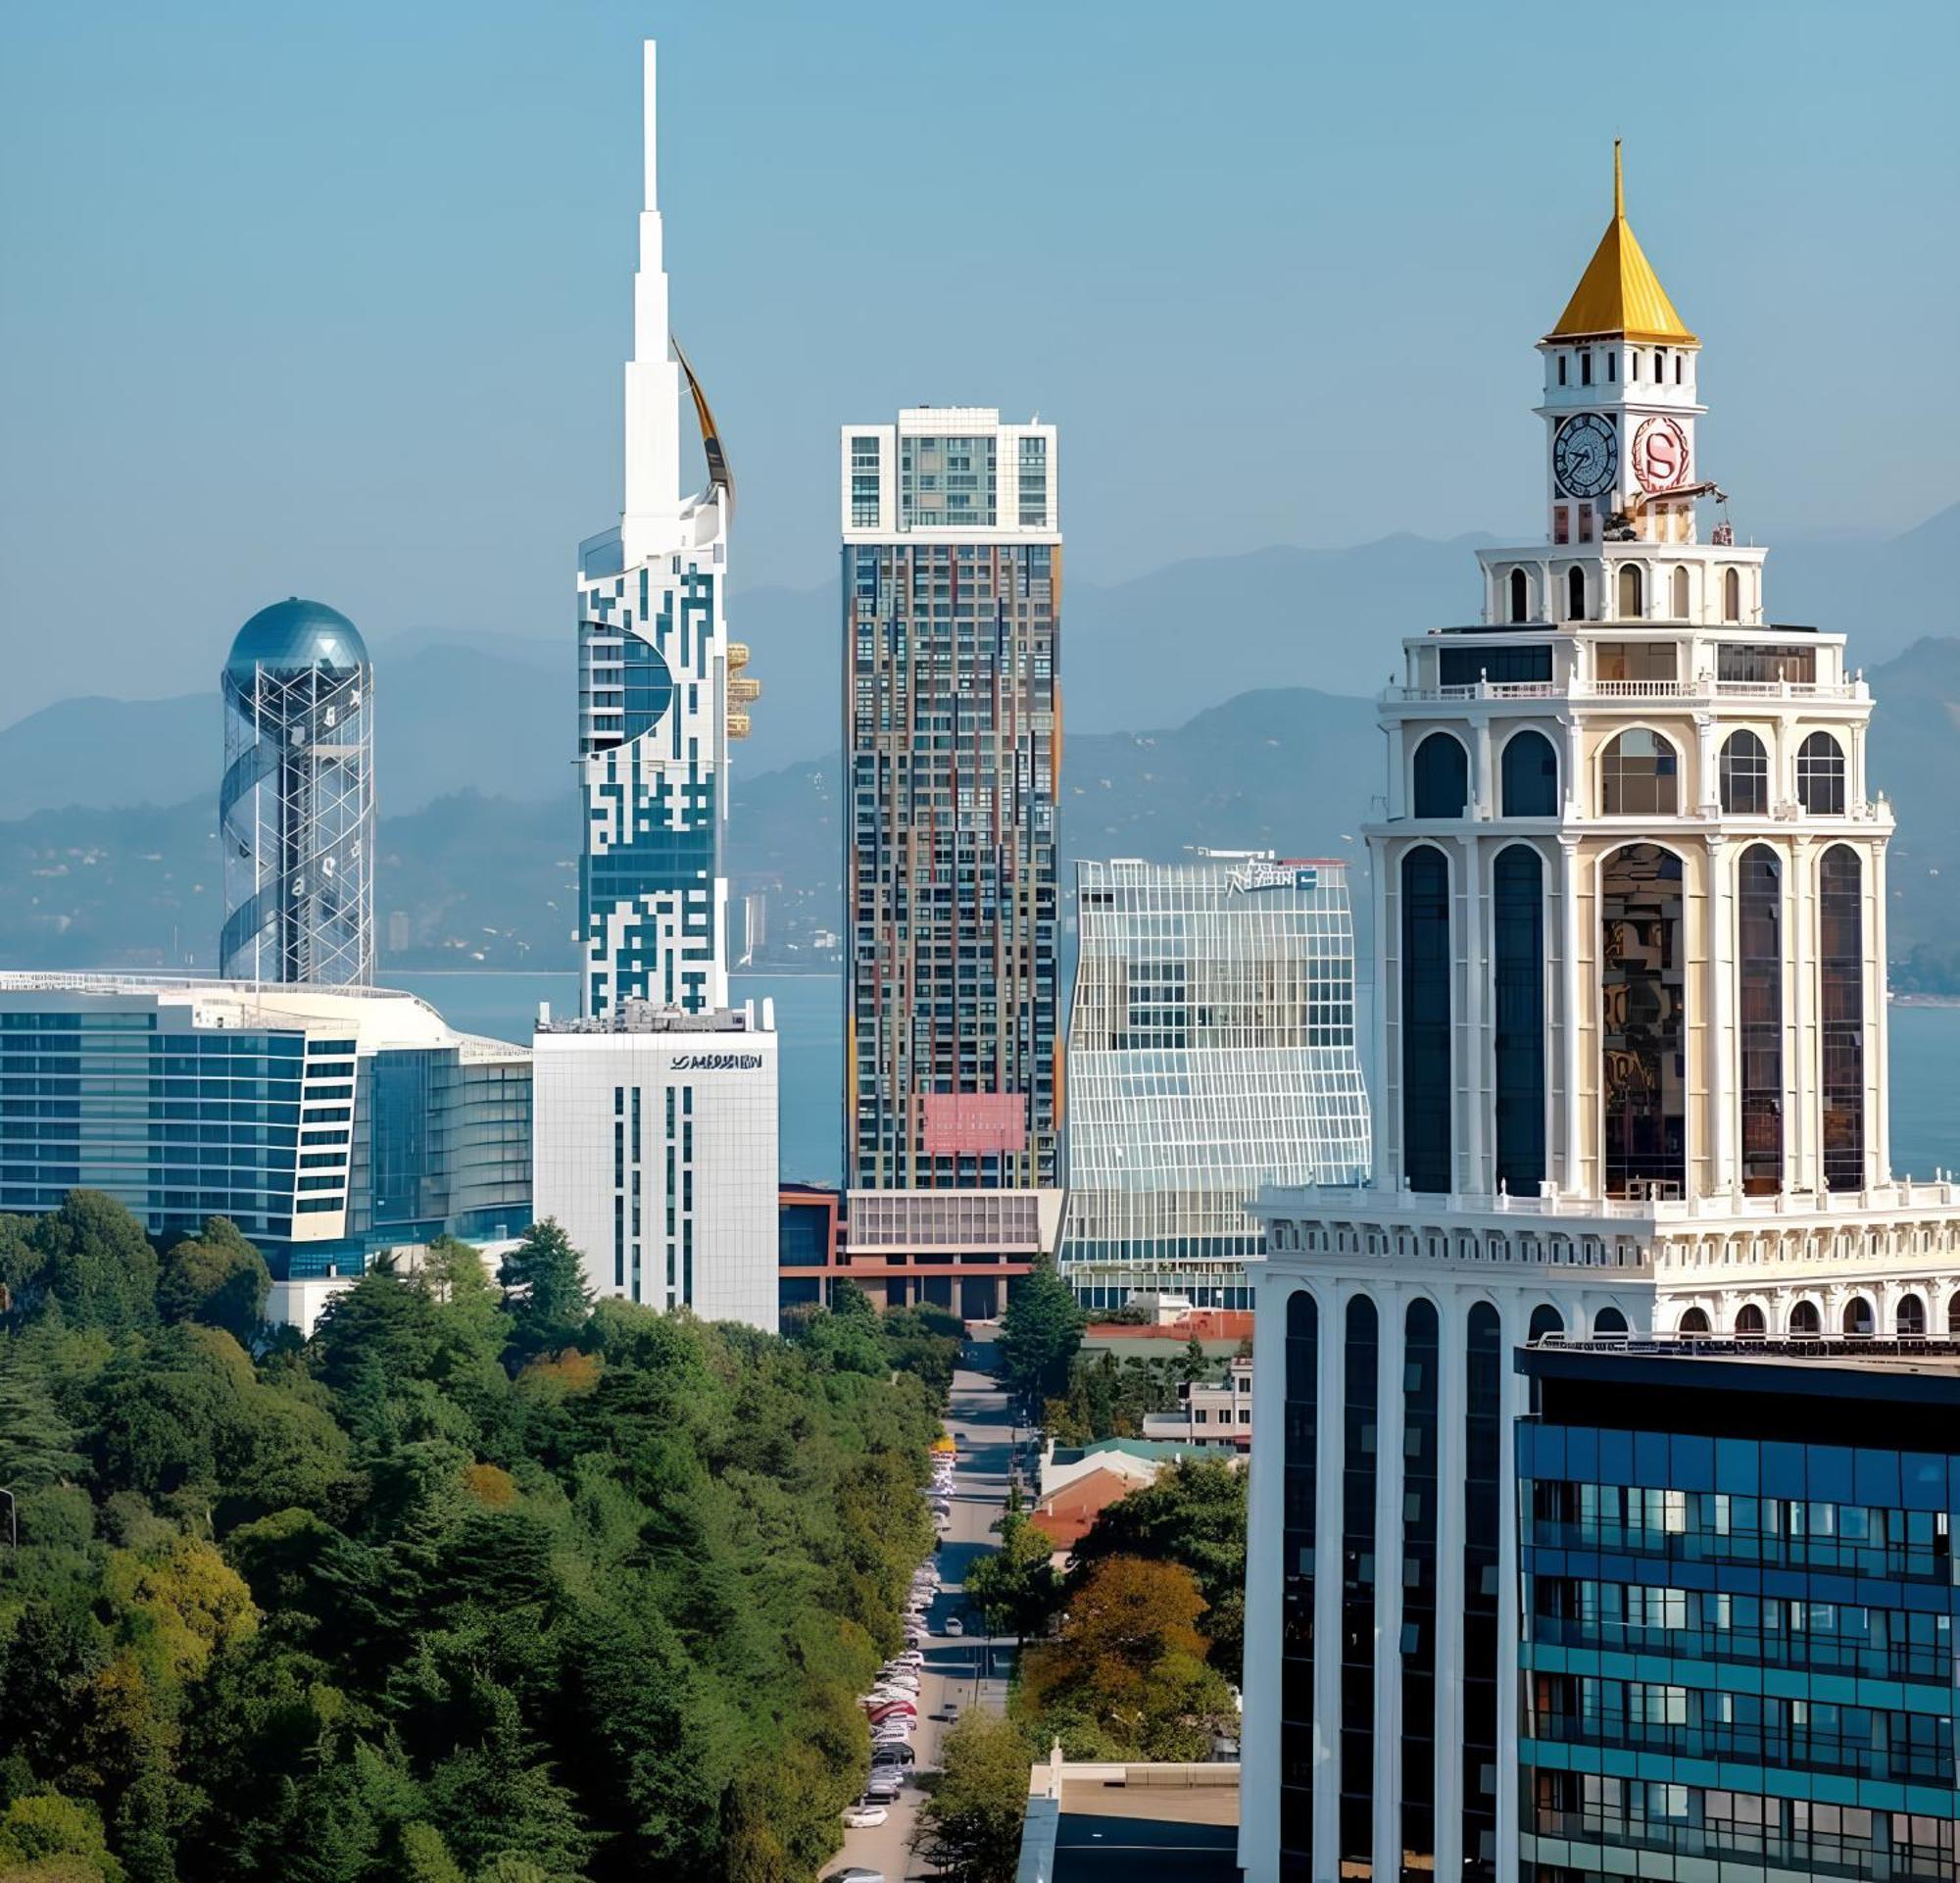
[1340,1295,1379,1880]
[1739,845,1783,1195]
[1400,1298,1441,1874]
[1412,733,1468,818]
[1500,730,1558,817]
[1821,844,1864,1191]
[1400,847,1451,1193]
[1461,1302,1501,1882]
[1280,1290,1319,1879]
[1493,844,1545,1195]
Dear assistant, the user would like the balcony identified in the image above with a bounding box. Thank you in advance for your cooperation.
[1388,675,1868,706]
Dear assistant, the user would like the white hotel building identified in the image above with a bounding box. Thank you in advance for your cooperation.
[1238,149,1960,1883]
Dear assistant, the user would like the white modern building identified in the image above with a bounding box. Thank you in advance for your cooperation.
[0,973,531,1329]
[574,40,751,1020]
[1059,853,1371,1311]
[532,999,779,1331]
[539,42,780,1330]
[1238,147,1960,1883]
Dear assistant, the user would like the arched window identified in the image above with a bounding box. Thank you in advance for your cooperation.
[1401,847,1452,1195]
[1678,1307,1711,1334]
[1602,844,1686,1198]
[1508,568,1530,623]
[1738,846,1783,1196]
[1797,732,1845,816]
[1528,1304,1564,1345]
[1820,845,1865,1192]
[1617,564,1643,619]
[1280,1289,1318,1864]
[1897,1293,1927,1338]
[1567,567,1587,621]
[1398,1298,1440,1875]
[1723,568,1741,622]
[1599,729,1679,816]
[1720,730,1769,815]
[1494,845,1545,1196]
[1339,1296,1379,1878]
[1735,1303,1767,1339]
[1500,732,1558,818]
[1593,1306,1629,1336]
[1842,1296,1874,1338]
[1460,1303,1501,1875]
[1949,1294,1960,1337]
[1412,733,1468,818]
[1789,1299,1822,1337]
[1670,566,1690,618]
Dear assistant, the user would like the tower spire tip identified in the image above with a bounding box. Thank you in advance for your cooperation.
[1613,138,1624,220]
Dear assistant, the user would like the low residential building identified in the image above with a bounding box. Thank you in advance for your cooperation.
[1027,1465,1142,1568]
[531,998,778,1331]
[1038,1436,1234,1503]
[1516,1338,1960,1881]
[0,973,530,1321]
[1018,1750,1240,1883]
[1141,1356,1254,1452]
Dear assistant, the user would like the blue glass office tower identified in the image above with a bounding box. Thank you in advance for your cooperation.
[1516,1342,1960,1882]
[0,976,530,1282]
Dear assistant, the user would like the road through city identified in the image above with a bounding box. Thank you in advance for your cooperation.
[826,1332,1018,1882]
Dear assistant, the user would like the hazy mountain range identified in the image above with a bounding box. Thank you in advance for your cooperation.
[1,520,1955,987]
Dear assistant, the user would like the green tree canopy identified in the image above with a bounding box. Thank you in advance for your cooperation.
[497,1221,593,1362]
[156,1218,271,1343]
[994,1258,1085,1412]
[909,1711,1030,1883]
[30,1192,160,1333]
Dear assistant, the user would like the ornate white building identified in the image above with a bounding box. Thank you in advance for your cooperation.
[1238,147,1960,1883]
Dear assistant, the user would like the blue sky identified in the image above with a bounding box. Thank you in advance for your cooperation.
[2,0,1954,719]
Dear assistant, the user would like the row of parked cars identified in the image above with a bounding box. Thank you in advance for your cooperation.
[839,1446,959,1832]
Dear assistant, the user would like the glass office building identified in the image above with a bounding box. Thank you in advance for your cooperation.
[1516,1342,1960,1882]
[1059,853,1370,1310]
[0,975,530,1281]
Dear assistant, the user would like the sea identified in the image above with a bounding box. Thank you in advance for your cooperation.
[382,970,1960,1192]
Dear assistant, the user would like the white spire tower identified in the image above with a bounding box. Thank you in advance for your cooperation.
[621,39,682,561]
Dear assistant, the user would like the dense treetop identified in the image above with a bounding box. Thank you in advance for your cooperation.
[0,1195,953,1883]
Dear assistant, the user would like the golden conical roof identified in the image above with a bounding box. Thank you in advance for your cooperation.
[1545,143,1696,346]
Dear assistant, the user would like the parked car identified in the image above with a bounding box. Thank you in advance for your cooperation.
[863,1771,904,1802]
[826,1869,888,1883]
[842,1803,890,1829]
[943,1615,964,1636]
[871,1743,915,1767]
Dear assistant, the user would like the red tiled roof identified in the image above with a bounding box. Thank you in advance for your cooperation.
[1028,1466,1138,1553]
[1083,1310,1254,1343]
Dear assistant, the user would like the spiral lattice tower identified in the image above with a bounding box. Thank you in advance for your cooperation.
[220,598,373,984]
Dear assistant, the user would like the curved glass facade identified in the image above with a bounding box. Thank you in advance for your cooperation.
[1501,732,1558,818]
[1280,1290,1320,1880]
[1400,848,1452,1195]
[1400,1298,1441,1879]
[1493,845,1546,1196]
[1601,844,1687,1198]
[1821,845,1865,1191]
[1341,1294,1380,1879]
[1413,734,1468,818]
[1738,846,1784,1195]
[1462,1301,1502,1883]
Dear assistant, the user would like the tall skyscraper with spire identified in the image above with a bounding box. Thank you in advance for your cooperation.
[533,43,779,1333]
[1236,148,1960,1883]
[574,41,744,1020]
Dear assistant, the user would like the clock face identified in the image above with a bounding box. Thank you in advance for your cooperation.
[1554,414,1618,499]
[1633,416,1690,493]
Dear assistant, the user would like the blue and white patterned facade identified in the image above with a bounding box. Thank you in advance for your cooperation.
[575,42,735,1021]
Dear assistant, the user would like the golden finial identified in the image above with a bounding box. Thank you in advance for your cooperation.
[1613,139,1625,220]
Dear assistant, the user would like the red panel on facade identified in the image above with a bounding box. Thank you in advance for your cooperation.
[921,1091,1027,1155]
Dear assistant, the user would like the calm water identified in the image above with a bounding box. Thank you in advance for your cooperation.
[384,971,1960,1191]
[383,970,843,1186]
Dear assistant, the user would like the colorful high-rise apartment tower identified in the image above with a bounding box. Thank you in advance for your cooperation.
[840,410,1061,1315]
[574,42,746,1020]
